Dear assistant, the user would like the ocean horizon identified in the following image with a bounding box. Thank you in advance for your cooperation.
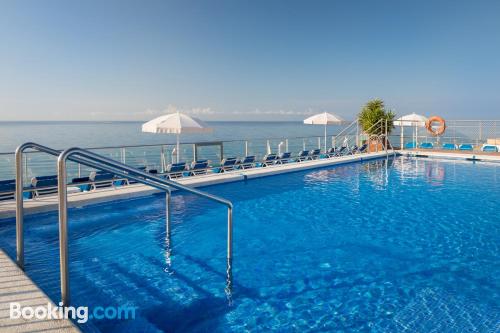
[0,120,349,153]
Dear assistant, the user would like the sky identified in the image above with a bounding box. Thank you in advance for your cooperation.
[0,0,499,121]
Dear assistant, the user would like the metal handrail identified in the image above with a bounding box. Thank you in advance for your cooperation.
[15,142,173,270]
[14,142,234,307]
[56,147,233,306]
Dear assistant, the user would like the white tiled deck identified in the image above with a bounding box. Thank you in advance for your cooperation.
[0,249,81,332]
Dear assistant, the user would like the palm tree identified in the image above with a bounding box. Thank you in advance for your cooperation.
[358,99,395,136]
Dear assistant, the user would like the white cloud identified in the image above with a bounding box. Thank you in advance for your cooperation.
[231,108,317,116]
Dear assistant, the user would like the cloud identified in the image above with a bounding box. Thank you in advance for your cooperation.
[231,108,317,116]
[140,104,217,117]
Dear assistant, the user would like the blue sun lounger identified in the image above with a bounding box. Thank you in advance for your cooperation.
[353,143,368,154]
[30,175,59,198]
[276,152,292,164]
[325,147,336,157]
[0,179,15,201]
[219,157,237,172]
[405,142,417,149]
[189,160,209,176]
[334,146,348,156]
[90,171,117,190]
[419,142,434,149]
[481,145,498,152]
[442,143,457,150]
[71,177,92,192]
[236,156,255,169]
[262,154,277,166]
[165,162,187,179]
[309,149,321,159]
[297,150,310,161]
[459,144,474,151]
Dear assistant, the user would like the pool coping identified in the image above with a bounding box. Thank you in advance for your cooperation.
[401,149,500,162]
[0,249,81,332]
[0,150,393,219]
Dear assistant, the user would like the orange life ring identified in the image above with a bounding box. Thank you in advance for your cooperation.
[425,116,446,136]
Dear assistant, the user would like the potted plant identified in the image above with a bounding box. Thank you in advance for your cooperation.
[358,99,395,152]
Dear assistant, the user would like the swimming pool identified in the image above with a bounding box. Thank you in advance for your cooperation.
[0,156,498,332]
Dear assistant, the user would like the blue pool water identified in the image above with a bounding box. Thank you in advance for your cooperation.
[0,156,499,332]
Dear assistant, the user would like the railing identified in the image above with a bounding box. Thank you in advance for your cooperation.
[14,142,234,307]
[332,119,359,149]
[393,120,500,150]
[0,132,349,183]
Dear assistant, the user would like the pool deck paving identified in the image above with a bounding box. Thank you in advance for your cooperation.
[0,249,81,333]
[0,150,393,219]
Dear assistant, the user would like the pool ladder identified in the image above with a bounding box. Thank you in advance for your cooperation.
[14,142,234,306]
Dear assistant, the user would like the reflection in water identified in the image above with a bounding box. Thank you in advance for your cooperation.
[164,235,173,274]
[425,162,446,186]
[225,259,233,306]
[364,158,393,188]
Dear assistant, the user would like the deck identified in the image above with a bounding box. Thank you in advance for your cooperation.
[0,249,81,332]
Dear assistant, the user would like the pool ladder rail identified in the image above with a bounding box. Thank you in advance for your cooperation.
[14,142,234,307]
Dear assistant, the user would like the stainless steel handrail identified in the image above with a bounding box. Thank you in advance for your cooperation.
[15,142,173,270]
[57,147,233,306]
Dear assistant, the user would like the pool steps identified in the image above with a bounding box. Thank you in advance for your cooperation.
[13,143,234,309]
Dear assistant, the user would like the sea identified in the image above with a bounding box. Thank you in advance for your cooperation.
[0,121,349,180]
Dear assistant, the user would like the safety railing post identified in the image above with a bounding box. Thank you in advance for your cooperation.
[356,119,359,146]
[121,147,126,164]
[14,148,24,270]
[160,146,165,173]
[57,155,70,307]
[226,205,233,295]
[166,191,171,250]
[385,118,388,154]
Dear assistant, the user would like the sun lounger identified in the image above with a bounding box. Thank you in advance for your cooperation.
[262,154,277,166]
[325,147,337,157]
[30,175,59,197]
[481,144,498,152]
[219,157,237,172]
[189,160,209,176]
[90,171,116,190]
[165,163,187,179]
[459,144,474,151]
[276,152,292,164]
[405,142,417,149]
[236,156,255,169]
[419,142,434,149]
[353,143,368,154]
[309,149,321,159]
[297,150,310,161]
[334,146,348,156]
[71,177,92,192]
[442,143,457,150]
[0,179,15,201]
